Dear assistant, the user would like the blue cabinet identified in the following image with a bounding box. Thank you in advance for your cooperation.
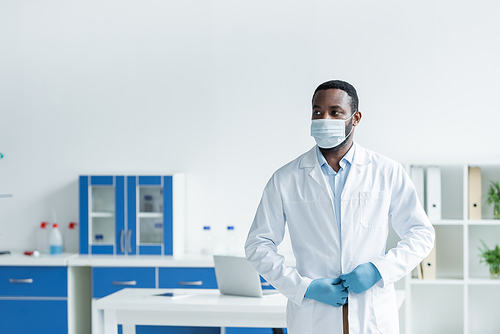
[158,268,217,289]
[79,174,184,255]
[92,267,156,298]
[0,299,68,334]
[0,266,67,297]
[0,266,68,333]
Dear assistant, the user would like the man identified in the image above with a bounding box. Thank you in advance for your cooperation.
[245,80,435,333]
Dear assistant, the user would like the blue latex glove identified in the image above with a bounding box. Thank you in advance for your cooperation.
[339,262,382,294]
[304,277,348,307]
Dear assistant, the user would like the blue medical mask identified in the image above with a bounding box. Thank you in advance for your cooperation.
[310,112,357,149]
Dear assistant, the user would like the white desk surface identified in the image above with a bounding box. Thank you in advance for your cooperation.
[93,288,405,333]
[94,288,288,332]
[94,288,287,313]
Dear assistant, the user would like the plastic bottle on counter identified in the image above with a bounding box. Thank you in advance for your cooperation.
[64,222,79,253]
[49,223,63,255]
[36,222,50,254]
[225,226,237,256]
[200,226,213,255]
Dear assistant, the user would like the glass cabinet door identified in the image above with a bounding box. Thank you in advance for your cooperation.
[80,175,176,255]
[79,176,124,255]
[91,185,115,246]
[128,176,163,255]
[138,186,164,245]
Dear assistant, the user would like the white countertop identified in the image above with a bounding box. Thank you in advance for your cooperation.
[69,253,216,267]
[0,252,296,268]
[0,251,78,266]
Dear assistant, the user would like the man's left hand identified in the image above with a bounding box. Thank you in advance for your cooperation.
[339,262,382,294]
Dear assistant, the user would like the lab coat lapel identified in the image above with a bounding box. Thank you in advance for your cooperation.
[342,142,371,199]
[300,146,332,201]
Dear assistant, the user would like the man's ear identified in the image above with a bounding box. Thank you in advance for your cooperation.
[353,111,362,126]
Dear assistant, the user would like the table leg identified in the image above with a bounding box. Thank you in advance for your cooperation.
[92,300,104,334]
[104,309,118,334]
[272,329,284,334]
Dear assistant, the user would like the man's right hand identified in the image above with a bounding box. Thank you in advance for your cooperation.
[304,277,348,307]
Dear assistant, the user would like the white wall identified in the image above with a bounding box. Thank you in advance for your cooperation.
[1,0,500,253]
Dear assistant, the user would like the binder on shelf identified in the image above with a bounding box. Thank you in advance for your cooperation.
[468,167,482,220]
[426,167,442,221]
[421,241,437,279]
[416,263,423,279]
[410,166,425,207]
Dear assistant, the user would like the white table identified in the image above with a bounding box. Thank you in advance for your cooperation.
[93,288,288,334]
[93,288,405,334]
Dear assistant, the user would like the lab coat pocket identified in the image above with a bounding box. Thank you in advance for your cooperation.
[287,298,314,333]
[359,191,390,228]
[372,284,399,334]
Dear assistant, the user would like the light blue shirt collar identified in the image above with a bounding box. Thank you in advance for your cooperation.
[316,144,355,173]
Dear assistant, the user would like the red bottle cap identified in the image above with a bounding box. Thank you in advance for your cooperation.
[53,223,58,228]
[69,222,77,229]
[41,222,48,228]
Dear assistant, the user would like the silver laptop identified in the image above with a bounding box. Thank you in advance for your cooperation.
[213,255,280,298]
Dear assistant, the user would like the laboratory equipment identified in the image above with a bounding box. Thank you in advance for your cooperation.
[143,195,154,212]
[225,226,237,256]
[200,226,213,255]
[49,224,63,254]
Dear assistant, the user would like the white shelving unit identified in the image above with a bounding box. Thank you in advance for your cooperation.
[402,164,500,334]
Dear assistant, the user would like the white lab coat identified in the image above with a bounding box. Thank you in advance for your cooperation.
[245,143,435,334]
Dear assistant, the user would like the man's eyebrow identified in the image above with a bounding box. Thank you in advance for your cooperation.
[312,104,344,110]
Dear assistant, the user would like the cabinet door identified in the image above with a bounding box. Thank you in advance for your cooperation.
[130,175,176,255]
[92,267,155,298]
[0,266,67,297]
[158,268,217,289]
[91,176,115,254]
[136,176,164,255]
[80,175,126,255]
[0,299,67,334]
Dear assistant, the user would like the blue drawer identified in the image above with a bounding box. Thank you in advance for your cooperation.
[0,266,67,297]
[92,267,156,298]
[158,268,217,289]
[0,299,67,334]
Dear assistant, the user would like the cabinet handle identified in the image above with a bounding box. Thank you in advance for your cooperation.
[120,230,125,253]
[261,282,270,287]
[112,280,137,286]
[178,281,203,286]
[9,278,33,284]
[127,230,132,253]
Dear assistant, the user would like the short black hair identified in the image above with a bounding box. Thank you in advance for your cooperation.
[312,80,359,114]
